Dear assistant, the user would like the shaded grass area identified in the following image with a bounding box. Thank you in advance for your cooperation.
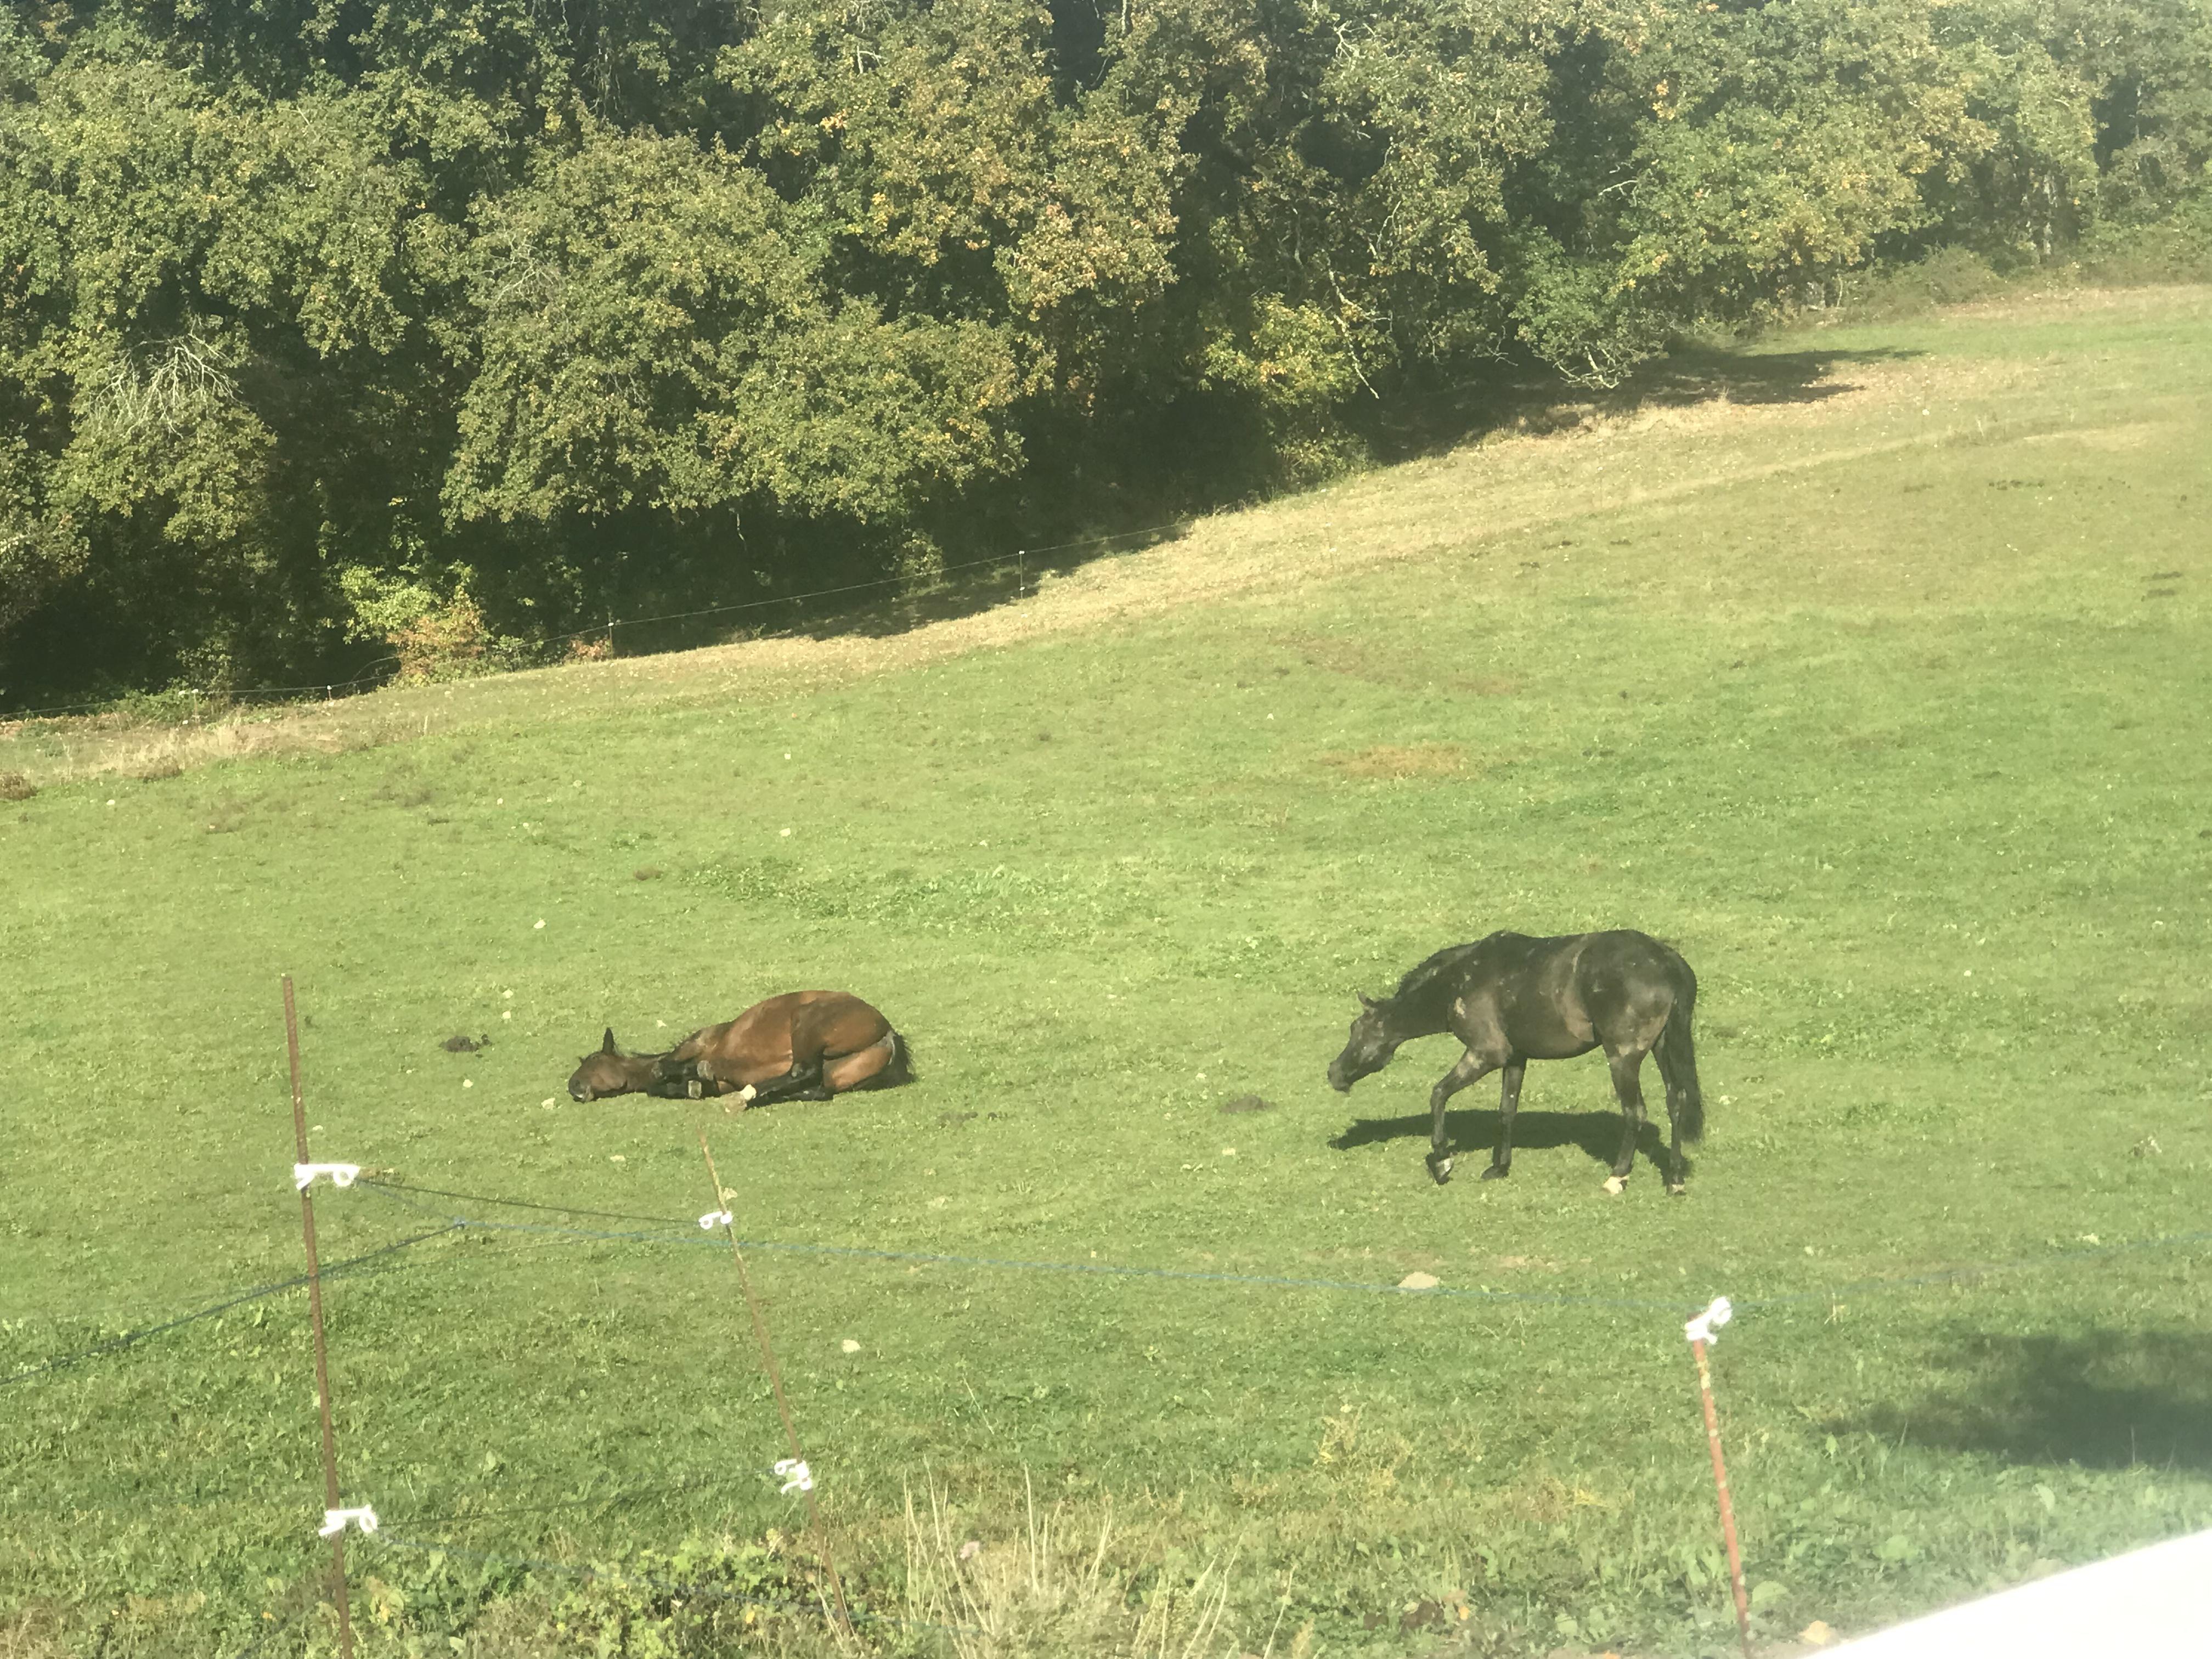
[4,289,2212,1658]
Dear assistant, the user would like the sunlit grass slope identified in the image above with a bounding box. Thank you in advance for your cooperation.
[3,286,2210,1659]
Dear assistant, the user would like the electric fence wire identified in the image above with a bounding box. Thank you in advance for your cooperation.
[351,1175,2212,1313]
[354,1177,1690,1307]
[26,1158,2212,1647]
[538,518,1190,647]
[404,1469,760,1529]
[16,1166,2209,1398]
[0,1224,461,1389]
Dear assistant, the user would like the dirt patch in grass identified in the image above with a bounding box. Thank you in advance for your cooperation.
[1321,742,1470,780]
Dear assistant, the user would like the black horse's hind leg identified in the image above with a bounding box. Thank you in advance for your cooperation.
[1651,1045,1689,1194]
[1426,1052,1496,1183]
[1603,1049,1650,1194]
[1483,1060,1525,1180]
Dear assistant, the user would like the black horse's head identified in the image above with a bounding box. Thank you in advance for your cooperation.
[1327,994,1401,1092]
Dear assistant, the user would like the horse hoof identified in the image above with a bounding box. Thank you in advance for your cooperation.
[1479,1164,1509,1181]
[1667,1182,1686,1197]
[686,1080,703,1100]
[1431,1156,1453,1185]
[1601,1175,1628,1196]
[738,1084,758,1105]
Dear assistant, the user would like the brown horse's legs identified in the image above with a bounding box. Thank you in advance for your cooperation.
[1483,1060,1526,1180]
[1426,1051,1496,1184]
[744,1060,825,1106]
[743,1040,880,1106]
[1603,1049,1650,1193]
[749,1037,893,1104]
[823,1039,893,1093]
[740,1003,882,1103]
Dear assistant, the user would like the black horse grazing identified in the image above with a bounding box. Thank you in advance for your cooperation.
[1327,930,1705,1193]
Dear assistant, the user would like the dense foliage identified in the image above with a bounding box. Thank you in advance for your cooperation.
[3,0,2208,703]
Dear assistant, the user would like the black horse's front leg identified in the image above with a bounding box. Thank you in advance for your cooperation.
[1426,1052,1495,1184]
[1602,1049,1650,1194]
[1480,1060,1525,1180]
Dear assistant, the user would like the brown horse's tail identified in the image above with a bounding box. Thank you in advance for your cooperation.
[882,1028,915,1086]
[1656,968,1703,1142]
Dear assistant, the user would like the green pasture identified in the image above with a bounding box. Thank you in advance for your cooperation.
[5,288,2211,1659]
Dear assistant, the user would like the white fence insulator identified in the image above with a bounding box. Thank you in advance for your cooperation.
[775,1458,813,1495]
[319,1505,379,1537]
[1684,1296,1733,1346]
[294,1163,361,1191]
[699,1210,734,1230]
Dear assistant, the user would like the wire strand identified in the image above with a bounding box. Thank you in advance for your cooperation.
[0,1224,461,1389]
[351,1177,2212,1311]
[351,1180,1725,1308]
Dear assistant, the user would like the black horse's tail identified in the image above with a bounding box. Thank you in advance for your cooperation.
[1656,969,1704,1142]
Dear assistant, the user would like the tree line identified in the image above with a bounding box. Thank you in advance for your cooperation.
[2,0,2207,707]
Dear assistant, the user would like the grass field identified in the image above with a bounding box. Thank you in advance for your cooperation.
[5,285,2211,1659]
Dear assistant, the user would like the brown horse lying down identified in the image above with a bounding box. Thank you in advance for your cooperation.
[567,991,911,1107]
[566,1029,737,1103]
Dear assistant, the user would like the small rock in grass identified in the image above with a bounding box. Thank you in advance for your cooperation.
[442,1034,488,1052]
[840,1339,861,1354]
[1397,1272,1440,1291]
[1800,1621,1837,1647]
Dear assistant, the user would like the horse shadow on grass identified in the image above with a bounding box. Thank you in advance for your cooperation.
[1835,1329,2212,1472]
[1329,1105,1689,1183]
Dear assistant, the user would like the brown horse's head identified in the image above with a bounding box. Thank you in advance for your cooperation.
[567,1028,662,1101]
[1327,993,1403,1093]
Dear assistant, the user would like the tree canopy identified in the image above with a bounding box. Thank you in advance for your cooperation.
[3,0,2207,705]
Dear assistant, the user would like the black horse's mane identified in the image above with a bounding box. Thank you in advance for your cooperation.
[1390,936,1506,1014]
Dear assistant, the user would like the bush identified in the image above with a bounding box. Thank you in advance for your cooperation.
[340,569,532,684]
